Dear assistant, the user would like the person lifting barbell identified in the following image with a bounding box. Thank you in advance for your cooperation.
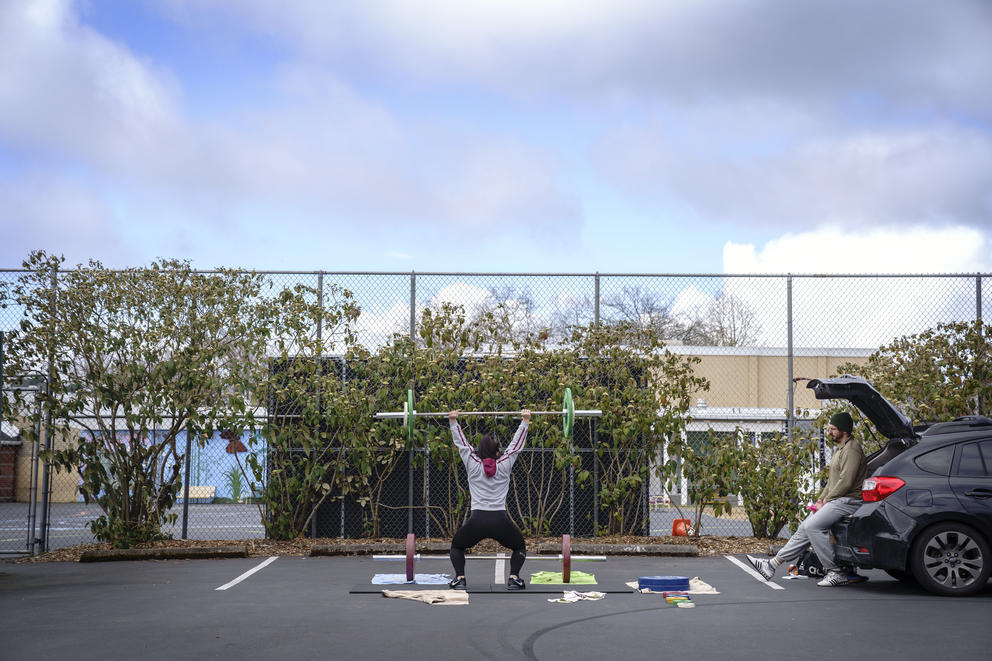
[448,408,530,591]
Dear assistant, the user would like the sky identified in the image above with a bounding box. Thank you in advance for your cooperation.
[2,0,992,276]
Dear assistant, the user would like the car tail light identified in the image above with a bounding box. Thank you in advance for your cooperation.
[862,476,905,502]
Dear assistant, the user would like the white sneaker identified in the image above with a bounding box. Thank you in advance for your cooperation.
[817,570,848,587]
[746,554,775,580]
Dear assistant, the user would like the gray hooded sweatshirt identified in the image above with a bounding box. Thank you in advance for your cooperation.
[450,420,528,511]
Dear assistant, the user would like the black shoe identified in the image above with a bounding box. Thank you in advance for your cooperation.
[506,576,526,591]
[448,576,467,590]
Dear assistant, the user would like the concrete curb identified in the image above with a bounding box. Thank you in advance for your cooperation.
[311,542,452,556]
[79,546,248,562]
[537,542,698,556]
[311,544,402,556]
[311,541,698,557]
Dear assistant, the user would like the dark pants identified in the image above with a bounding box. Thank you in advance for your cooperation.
[450,510,527,577]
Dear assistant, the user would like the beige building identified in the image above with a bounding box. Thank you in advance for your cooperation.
[669,345,872,413]
[5,420,82,504]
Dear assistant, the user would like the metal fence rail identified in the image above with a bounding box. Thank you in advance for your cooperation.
[1,270,986,552]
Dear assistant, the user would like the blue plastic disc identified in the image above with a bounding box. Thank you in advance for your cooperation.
[638,575,690,590]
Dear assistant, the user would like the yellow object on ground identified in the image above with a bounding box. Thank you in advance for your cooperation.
[530,570,597,584]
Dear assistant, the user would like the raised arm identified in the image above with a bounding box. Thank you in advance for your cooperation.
[497,409,530,465]
[449,410,475,465]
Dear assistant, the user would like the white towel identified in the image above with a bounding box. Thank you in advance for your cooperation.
[548,591,607,603]
[372,573,451,585]
[381,589,469,605]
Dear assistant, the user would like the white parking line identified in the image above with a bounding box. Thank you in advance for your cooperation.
[725,555,785,590]
[215,556,278,591]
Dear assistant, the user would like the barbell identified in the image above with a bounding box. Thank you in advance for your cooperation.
[374,388,601,440]
[373,533,605,583]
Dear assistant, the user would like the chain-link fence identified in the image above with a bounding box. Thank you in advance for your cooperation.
[1,270,987,553]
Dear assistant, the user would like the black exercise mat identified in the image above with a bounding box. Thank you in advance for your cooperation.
[350,582,634,594]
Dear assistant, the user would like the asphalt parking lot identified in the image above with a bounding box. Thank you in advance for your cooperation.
[2,554,989,661]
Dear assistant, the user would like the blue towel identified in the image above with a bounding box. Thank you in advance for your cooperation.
[372,573,451,585]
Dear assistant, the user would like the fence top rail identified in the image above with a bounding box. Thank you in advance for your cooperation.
[1,268,989,278]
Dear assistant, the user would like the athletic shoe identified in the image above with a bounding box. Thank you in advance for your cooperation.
[448,576,467,590]
[506,576,526,591]
[746,554,775,580]
[817,570,848,587]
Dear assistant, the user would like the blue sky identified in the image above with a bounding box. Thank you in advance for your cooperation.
[2,0,991,274]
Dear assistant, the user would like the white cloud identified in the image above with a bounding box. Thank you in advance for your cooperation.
[722,227,989,348]
[671,285,711,319]
[0,0,579,240]
[724,226,988,274]
[161,1,992,114]
[0,173,123,266]
[597,119,992,231]
[0,0,184,169]
[430,283,490,310]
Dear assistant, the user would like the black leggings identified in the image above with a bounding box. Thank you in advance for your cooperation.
[450,510,527,577]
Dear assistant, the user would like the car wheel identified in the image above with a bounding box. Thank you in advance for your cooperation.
[909,522,991,597]
[883,568,917,584]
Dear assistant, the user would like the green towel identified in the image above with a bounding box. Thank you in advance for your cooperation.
[529,570,597,584]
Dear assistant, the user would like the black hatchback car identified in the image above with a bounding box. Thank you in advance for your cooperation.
[808,376,992,597]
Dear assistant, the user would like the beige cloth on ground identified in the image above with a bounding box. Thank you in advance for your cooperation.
[381,589,469,605]
[626,576,719,595]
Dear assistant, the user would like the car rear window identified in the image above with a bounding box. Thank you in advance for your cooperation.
[914,445,955,476]
[957,440,992,477]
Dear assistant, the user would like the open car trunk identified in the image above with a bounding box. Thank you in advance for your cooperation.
[806,375,919,474]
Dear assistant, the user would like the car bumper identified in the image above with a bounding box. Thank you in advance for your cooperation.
[845,500,918,571]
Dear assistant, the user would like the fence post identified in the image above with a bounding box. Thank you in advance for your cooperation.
[594,273,600,325]
[978,274,984,416]
[313,272,323,540]
[977,274,983,323]
[592,426,598,535]
[27,400,40,553]
[39,393,52,552]
[786,275,794,442]
[408,272,416,535]
[182,424,192,539]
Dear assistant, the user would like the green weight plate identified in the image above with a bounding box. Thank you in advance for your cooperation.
[562,388,574,438]
[407,389,415,442]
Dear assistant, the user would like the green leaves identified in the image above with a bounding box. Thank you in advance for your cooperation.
[2,252,362,547]
[839,320,992,424]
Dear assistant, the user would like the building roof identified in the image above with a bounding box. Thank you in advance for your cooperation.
[664,345,874,357]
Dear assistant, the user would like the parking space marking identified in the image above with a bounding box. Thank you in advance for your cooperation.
[215,556,278,591]
[724,555,785,590]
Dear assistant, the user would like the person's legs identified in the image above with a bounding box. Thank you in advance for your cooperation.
[805,498,860,571]
[489,512,527,576]
[801,498,862,586]
[775,519,813,565]
[450,512,487,584]
[748,515,812,580]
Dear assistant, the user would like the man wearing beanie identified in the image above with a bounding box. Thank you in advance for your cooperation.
[747,410,868,586]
